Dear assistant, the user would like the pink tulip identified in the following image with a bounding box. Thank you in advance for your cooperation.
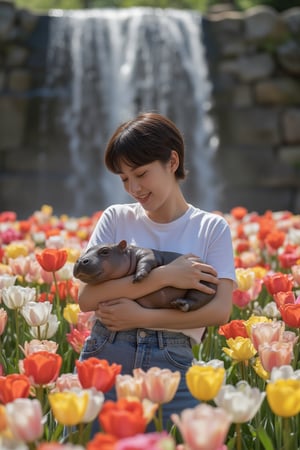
[77,311,95,331]
[6,398,43,442]
[133,367,180,404]
[259,341,294,373]
[232,290,251,308]
[0,308,8,335]
[55,373,82,392]
[37,444,85,450]
[20,339,59,356]
[172,403,231,450]
[250,321,284,351]
[116,431,176,450]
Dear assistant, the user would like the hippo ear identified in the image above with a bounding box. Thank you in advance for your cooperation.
[118,240,127,250]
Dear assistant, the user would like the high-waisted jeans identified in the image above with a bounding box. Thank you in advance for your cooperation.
[80,319,199,433]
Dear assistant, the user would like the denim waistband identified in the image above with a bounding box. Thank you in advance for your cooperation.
[93,320,192,349]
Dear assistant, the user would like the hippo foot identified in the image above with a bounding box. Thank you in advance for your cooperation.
[170,299,190,312]
[133,270,149,282]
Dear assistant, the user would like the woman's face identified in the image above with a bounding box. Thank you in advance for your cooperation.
[118,153,178,215]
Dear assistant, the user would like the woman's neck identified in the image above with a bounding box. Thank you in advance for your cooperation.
[146,192,189,224]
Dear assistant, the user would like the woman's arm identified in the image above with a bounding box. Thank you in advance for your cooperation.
[78,255,219,312]
[97,278,233,330]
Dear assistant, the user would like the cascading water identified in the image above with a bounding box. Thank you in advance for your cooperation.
[41,7,219,216]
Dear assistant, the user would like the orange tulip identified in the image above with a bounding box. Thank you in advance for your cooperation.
[99,399,147,438]
[264,230,286,251]
[0,404,7,432]
[230,206,248,220]
[36,248,68,272]
[22,351,62,386]
[0,374,31,404]
[86,433,118,450]
[279,303,300,328]
[75,357,122,392]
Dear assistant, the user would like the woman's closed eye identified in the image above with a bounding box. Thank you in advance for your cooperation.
[137,171,146,178]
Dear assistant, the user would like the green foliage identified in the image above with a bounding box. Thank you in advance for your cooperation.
[15,0,83,11]
[235,0,300,12]
[14,0,300,13]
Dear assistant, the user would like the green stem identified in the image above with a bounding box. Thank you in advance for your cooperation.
[52,271,61,322]
[14,308,20,367]
[27,443,37,450]
[239,361,248,383]
[283,417,292,450]
[153,404,163,432]
[78,422,84,445]
[275,415,282,450]
[0,336,7,374]
[292,330,300,370]
[236,423,242,450]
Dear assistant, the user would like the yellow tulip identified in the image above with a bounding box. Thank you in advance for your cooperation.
[41,204,53,216]
[63,303,81,325]
[186,365,225,402]
[244,316,270,337]
[223,337,257,362]
[235,268,255,291]
[5,243,29,259]
[266,379,300,418]
[48,391,89,426]
[77,229,89,241]
[252,357,269,381]
[251,266,268,279]
[66,248,81,263]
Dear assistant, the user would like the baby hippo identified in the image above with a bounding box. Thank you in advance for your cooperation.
[73,240,217,312]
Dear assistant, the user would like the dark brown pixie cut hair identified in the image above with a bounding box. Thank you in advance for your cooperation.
[104,112,187,180]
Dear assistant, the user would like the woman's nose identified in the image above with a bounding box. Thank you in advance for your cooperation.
[128,179,141,194]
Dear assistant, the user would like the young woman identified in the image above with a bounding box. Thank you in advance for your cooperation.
[78,112,236,430]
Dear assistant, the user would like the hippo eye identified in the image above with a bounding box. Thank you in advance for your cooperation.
[99,247,110,256]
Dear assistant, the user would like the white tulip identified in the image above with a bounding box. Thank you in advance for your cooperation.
[30,313,59,339]
[21,301,53,327]
[214,380,265,423]
[2,286,36,310]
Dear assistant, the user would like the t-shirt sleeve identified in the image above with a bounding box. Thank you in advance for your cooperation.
[86,206,117,249]
[206,217,236,283]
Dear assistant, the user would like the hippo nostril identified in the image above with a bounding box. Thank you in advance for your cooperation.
[82,258,90,265]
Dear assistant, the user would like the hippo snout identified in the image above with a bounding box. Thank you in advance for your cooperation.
[73,255,100,283]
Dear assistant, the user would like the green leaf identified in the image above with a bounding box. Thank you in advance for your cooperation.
[257,426,275,450]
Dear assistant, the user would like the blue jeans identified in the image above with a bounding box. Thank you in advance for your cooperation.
[80,320,199,434]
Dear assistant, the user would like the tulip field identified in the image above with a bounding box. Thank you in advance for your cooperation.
[0,205,300,450]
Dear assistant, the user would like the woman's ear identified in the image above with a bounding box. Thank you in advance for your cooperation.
[169,150,179,173]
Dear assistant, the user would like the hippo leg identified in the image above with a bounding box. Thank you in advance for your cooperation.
[170,298,191,312]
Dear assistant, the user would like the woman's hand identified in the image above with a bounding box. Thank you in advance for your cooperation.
[95,298,145,331]
[161,254,219,294]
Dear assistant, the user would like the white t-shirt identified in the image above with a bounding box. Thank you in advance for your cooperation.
[87,203,236,343]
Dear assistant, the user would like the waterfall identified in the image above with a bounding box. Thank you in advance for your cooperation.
[41,7,219,216]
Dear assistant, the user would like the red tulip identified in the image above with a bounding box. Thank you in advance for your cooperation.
[273,291,296,308]
[23,351,62,386]
[279,303,300,328]
[218,319,248,339]
[76,357,122,392]
[263,272,294,295]
[36,248,68,272]
[0,374,31,404]
[99,399,147,439]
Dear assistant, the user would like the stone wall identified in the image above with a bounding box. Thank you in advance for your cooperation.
[203,4,300,213]
[0,0,300,217]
